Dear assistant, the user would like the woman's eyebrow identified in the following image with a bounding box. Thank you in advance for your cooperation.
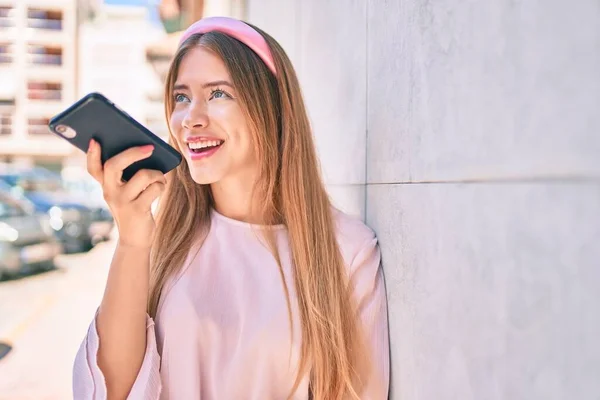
[172,83,189,92]
[172,81,234,92]
[202,80,234,89]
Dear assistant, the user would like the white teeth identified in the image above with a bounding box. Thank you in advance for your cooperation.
[188,140,223,150]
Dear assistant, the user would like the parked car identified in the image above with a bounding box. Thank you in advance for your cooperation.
[0,190,62,280]
[61,167,115,245]
[31,166,115,241]
[0,164,111,253]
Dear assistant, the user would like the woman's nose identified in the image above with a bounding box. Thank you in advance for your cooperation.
[182,101,209,129]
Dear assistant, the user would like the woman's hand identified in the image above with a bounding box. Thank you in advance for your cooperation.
[86,139,166,249]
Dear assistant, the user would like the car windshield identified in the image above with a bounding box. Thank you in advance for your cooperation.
[0,175,19,187]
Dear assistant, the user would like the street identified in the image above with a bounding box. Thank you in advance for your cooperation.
[0,241,115,400]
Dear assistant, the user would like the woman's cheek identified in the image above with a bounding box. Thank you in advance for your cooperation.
[210,101,237,119]
[169,111,183,135]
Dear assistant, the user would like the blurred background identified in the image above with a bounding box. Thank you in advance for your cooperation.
[0,0,599,399]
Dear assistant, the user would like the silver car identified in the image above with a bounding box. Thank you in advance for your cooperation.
[0,192,63,280]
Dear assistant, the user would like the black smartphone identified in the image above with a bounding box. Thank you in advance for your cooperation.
[48,92,182,181]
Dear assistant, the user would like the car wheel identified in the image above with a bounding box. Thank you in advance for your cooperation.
[81,238,94,252]
[40,262,55,272]
[1,270,17,281]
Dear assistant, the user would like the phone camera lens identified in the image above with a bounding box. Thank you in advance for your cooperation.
[55,124,76,138]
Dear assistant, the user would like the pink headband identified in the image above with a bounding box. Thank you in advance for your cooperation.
[179,16,276,75]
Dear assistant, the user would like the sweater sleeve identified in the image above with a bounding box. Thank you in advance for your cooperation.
[349,236,391,399]
[72,312,162,399]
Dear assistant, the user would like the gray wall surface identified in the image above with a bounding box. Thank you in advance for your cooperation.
[245,0,600,398]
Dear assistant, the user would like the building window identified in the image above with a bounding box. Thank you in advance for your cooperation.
[27,8,63,31]
[0,6,16,29]
[27,117,52,135]
[0,42,13,64]
[0,113,13,135]
[27,81,62,101]
[27,44,63,66]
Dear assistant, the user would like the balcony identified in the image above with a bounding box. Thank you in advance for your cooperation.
[27,117,52,135]
[0,6,16,30]
[27,82,62,102]
[27,9,63,31]
[0,43,13,65]
[27,44,63,67]
[0,114,12,135]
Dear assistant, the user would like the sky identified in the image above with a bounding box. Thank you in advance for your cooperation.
[103,0,161,24]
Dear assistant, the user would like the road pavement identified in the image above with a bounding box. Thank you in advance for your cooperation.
[0,240,115,400]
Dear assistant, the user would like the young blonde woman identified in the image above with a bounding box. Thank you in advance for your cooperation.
[73,16,389,400]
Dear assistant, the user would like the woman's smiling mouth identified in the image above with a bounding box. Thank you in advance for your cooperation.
[186,138,225,159]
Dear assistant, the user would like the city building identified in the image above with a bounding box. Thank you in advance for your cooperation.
[145,0,245,80]
[0,0,78,172]
[77,3,167,144]
[0,0,245,173]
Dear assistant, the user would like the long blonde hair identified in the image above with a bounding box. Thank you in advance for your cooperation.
[149,24,369,399]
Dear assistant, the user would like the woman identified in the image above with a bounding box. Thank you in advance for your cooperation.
[73,16,389,400]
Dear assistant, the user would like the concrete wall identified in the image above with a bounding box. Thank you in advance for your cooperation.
[245,0,600,398]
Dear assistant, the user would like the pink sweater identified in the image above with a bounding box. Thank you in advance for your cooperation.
[73,209,389,399]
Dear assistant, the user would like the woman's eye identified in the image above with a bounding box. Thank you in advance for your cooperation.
[209,89,230,100]
[174,93,189,103]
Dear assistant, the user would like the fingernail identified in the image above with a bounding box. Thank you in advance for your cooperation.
[88,139,95,152]
[140,145,154,153]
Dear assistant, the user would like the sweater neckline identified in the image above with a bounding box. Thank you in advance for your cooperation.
[210,208,286,231]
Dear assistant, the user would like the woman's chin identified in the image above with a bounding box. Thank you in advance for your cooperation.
[189,170,220,185]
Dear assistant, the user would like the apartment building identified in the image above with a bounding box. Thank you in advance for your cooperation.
[0,0,78,171]
[78,4,167,143]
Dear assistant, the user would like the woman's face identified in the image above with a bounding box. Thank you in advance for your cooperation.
[169,46,257,185]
